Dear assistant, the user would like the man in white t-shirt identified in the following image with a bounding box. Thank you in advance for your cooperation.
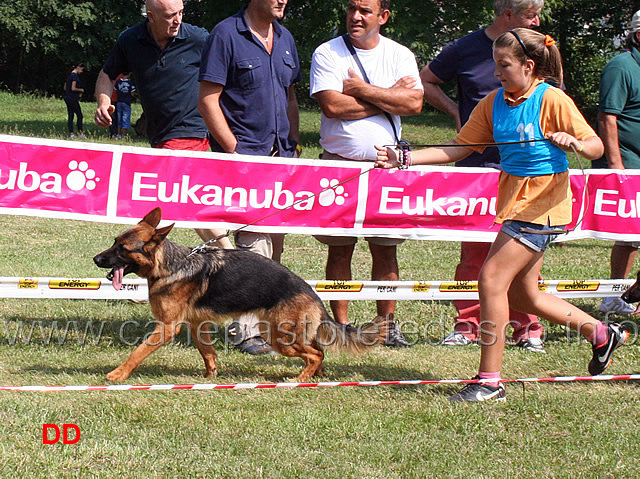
[309,0,422,346]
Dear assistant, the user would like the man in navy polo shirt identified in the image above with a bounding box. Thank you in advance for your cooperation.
[94,0,232,249]
[420,0,546,352]
[198,0,301,355]
[95,0,207,149]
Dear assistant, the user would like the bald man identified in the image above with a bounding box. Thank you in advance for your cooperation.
[94,0,231,248]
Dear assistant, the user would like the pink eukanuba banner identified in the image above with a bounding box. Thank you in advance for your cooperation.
[1,135,639,242]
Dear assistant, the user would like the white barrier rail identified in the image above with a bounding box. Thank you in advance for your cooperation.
[0,277,633,301]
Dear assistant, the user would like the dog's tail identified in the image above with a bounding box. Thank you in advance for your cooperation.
[315,314,389,354]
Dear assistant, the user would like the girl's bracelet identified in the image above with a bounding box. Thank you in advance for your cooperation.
[397,141,412,170]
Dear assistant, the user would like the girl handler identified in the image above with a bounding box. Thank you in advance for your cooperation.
[375,28,629,402]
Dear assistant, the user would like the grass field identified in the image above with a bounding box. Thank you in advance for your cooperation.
[1,91,640,478]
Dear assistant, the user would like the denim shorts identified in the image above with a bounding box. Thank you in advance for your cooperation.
[500,220,565,252]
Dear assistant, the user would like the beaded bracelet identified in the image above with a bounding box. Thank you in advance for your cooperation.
[397,140,412,170]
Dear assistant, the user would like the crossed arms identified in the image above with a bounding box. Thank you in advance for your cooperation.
[313,68,422,120]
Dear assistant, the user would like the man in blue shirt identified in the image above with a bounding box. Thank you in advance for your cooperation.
[94,2,232,261]
[95,0,210,148]
[199,0,301,355]
[420,0,546,352]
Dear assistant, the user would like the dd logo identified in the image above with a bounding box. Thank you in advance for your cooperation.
[42,424,80,445]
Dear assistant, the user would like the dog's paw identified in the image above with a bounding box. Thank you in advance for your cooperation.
[203,367,218,379]
[106,368,130,382]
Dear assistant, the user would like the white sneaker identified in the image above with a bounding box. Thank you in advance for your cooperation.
[441,331,474,346]
[516,337,546,353]
[599,297,636,315]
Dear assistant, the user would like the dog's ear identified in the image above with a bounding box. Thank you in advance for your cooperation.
[154,223,174,241]
[140,207,162,227]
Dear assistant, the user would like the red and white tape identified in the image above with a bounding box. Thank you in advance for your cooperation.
[1,374,639,392]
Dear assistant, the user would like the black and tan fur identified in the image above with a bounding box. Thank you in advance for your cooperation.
[93,207,388,382]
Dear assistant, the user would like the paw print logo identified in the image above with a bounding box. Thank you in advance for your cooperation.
[66,160,99,191]
[318,178,348,207]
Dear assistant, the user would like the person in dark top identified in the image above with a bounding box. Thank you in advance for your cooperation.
[198,0,302,354]
[64,62,86,138]
[93,0,232,249]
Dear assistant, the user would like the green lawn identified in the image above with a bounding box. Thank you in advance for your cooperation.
[0,90,639,478]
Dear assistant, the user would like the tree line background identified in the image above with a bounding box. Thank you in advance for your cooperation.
[1,0,639,121]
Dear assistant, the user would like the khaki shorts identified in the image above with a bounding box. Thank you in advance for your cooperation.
[316,150,404,247]
[614,241,640,248]
[234,231,273,258]
[313,235,405,247]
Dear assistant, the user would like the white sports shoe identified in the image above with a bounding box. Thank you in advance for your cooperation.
[449,378,506,402]
[515,337,546,353]
[599,297,636,315]
[441,331,475,346]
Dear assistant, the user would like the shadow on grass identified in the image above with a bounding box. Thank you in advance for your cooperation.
[300,130,321,150]
[0,119,148,145]
[401,110,456,129]
[3,315,441,386]
[548,242,611,250]
[14,354,433,387]
[0,315,191,348]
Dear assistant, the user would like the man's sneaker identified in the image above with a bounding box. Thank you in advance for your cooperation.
[599,297,636,315]
[449,377,506,402]
[515,337,546,353]
[588,322,629,375]
[235,336,276,356]
[441,331,475,346]
[384,321,411,348]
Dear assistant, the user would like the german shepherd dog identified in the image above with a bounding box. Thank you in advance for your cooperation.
[621,271,640,314]
[93,208,388,382]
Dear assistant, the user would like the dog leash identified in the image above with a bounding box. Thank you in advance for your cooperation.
[188,139,587,255]
[386,138,551,149]
[187,167,374,256]
[518,143,589,236]
[384,139,589,237]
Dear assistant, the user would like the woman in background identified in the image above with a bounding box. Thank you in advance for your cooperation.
[64,62,85,138]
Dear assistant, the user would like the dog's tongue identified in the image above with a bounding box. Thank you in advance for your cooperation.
[111,267,124,291]
[633,304,640,316]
